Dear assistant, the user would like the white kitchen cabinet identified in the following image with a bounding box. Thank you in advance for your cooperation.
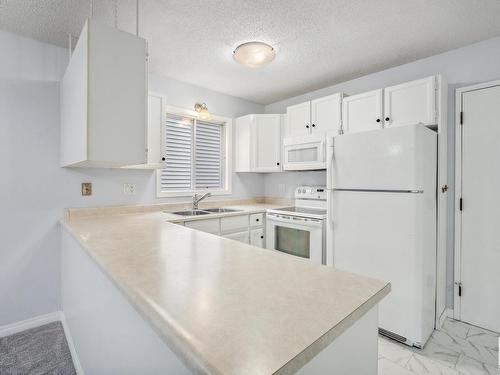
[287,101,311,137]
[384,76,437,128]
[178,212,266,248]
[223,231,250,244]
[342,89,383,134]
[234,114,281,173]
[221,215,249,233]
[185,218,220,234]
[310,94,342,135]
[250,228,264,247]
[60,19,148,168]
[125,92,167,169]
[249,213,264,227]
[286,94,342,137]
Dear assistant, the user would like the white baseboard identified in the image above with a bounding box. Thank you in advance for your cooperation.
[0,311,84,375]
[0,312,62,338]
[437,308,454,329]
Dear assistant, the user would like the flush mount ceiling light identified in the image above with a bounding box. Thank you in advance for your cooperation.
[233,42,276,69]
[194,102,210,120]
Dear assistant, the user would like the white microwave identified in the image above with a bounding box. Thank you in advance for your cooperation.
[283,134,326,170]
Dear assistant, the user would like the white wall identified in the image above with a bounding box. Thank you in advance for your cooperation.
[264,35,500,308]
[0,30,264,326]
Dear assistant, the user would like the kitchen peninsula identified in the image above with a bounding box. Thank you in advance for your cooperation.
[60,201,390,375]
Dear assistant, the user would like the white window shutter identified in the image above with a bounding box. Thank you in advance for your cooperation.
[195,121,223,189]
[160,115,193,191]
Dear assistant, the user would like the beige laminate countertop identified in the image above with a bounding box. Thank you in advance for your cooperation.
[62,203,390,375]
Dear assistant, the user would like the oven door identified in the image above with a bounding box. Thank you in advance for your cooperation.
[283,134,326,171]
[266,213,324,264]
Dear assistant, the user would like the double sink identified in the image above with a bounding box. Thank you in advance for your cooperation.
[171,208,242,216]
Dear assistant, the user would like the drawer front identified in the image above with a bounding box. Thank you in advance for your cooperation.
[249,213,264,227]
[223,230,249,244]
[250,228,264,248]
[221,215,249,233]
[185,218,220,234]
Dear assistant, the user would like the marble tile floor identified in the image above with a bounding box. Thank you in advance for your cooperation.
[378,318,499,375]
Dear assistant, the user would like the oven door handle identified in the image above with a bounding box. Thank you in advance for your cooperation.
[266,214,323,227]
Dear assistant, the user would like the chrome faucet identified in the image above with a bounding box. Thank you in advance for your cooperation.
[192,192,212,210]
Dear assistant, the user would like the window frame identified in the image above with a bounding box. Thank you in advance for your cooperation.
[156,105,232,198]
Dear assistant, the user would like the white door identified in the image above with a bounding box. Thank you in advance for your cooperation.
[223,231,250,244]
[147,93,166,166]
[250,228,264,247]
[342,89,383,134]
[311,94,342,135]
[384,76,436,128]
[287,101,311,137]
[458,83,500,333]
[254,114,281,172]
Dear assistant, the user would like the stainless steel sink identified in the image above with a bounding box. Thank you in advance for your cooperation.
[171,210,212,216]
[203,208,242,213]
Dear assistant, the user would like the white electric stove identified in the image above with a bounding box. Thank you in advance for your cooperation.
[266,186,327,264]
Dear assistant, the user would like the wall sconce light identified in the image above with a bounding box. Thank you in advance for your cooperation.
[194,102,210,120]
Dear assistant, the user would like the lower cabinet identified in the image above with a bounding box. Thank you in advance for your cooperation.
[179,213,265,248]
[223,231,250,244]
[250,228,264,247]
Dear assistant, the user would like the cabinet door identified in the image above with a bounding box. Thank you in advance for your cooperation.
[146,93,166,167]
[287,101,311,137]
[223,231,250,244]
[384,76,436,128]
[250,228,264,248]
[220,215,249,233]
[234,115,252,172]
[185,218,220,235]
[342,89,383,134]
[254,115,281,172]
[311,94,342,135]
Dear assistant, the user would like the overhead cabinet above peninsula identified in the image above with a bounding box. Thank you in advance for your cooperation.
[60,19,148,168]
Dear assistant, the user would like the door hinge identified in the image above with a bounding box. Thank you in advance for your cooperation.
[459,198,463,211]
[460,111,463,125]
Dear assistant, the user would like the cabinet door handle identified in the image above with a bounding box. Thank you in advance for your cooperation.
[376,119,381,123]
[256,218,259,222]
[276,162,280,166]
[260,235,264,239]
[162,157,166,161]
[306,124,310,129]
[385,117,390,121]
[311,124,316,127]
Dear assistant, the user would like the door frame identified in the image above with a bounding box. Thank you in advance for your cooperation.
[453,79,500,320]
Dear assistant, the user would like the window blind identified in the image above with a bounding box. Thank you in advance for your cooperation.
[195,121,223,189]
[161,114,193,191]
[160,115,224,192]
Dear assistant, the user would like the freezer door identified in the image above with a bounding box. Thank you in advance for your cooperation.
[330,190,436,345]
[331,124,436,191]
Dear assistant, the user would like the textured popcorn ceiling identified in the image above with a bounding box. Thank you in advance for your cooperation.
[2,0,500,104]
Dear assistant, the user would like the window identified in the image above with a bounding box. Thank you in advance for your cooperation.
[156,107,232,197]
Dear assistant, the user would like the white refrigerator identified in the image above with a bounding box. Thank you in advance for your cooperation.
[326,124,437,347]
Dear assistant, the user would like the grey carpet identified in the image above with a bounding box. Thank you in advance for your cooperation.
[0,321,76,375]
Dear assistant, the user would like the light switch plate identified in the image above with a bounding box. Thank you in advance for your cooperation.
[123,183,137,195]
[81,182,92,196]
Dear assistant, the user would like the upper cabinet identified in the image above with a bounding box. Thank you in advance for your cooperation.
[286,93,342,137]
[383,76,437,128]
[342,89,383,134]
[60,19,148,168]
[234,114,282,173]
[342,76,438,134]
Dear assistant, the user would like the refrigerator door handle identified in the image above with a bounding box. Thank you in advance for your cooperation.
[332,188,424,194]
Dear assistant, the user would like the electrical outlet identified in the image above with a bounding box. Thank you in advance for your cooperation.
[123,183,137,195]
[81,182,92,196]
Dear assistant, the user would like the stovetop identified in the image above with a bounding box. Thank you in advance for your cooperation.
[272,206,327,216]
